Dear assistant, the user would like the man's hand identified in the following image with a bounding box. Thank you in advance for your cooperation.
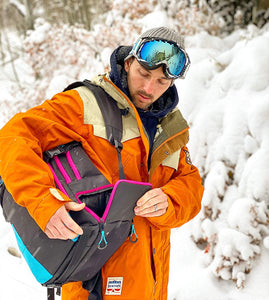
[134,188,168,217]
[45,202,85,240]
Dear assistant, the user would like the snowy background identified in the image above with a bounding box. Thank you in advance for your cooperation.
[0,3,269,300]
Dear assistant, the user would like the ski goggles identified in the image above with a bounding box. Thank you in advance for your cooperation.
[129,38,190,79]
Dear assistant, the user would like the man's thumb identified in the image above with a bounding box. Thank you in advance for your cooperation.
[65,201,85,211]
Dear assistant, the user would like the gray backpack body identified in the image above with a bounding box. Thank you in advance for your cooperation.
[0,81,152,298]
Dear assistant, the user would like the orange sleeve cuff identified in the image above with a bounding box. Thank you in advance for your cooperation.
[32,189,71,232]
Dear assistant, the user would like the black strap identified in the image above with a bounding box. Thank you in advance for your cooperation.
[82,80,123,147]
[83,80,125,180]
[63,81,88,92]
[47,287,61,299]
[64,80,125,179]
[47,288,55,300]
[83,271,102,300]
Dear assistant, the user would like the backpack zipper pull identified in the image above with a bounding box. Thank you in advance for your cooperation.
[129,221,138,244]
[98,218,108,250]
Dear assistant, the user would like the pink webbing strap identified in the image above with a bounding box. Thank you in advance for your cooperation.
[54,156,71,184]
[66,151,81,180]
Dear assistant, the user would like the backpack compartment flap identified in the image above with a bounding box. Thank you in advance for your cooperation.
[104,180,152,223]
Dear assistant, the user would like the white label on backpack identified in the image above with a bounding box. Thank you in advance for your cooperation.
[105,277,123,295]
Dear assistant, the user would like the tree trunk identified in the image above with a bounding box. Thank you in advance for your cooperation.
[24,0,34,30]
[2,28,21,87]
[82,0,91,30]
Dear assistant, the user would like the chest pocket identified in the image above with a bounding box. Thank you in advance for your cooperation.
[77,86,140,142]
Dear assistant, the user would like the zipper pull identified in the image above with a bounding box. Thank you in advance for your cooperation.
[129,221,138,244]
[98,218,108,250]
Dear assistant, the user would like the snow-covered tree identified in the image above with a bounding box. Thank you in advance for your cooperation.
[205,0,269,33]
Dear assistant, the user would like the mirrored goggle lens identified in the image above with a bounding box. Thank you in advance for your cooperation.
[138,40,187,77]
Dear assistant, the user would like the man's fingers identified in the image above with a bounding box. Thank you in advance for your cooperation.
[64,202,85,236]
[45,219,68,240]
[47,222,70,240]
[134,188,168,217]
[45,202,85,240]
[136,207,167,218]
[135,201,168,216]
[44,227,55,239]
[62,211,83,236]
[136,188,162,207]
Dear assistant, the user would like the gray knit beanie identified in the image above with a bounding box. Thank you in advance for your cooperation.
[138,27,185,48]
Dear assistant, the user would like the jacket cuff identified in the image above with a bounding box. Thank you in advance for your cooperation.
[147,194,175,229]
[32,188,71,232]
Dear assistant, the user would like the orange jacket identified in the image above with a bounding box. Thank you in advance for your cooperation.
[0,74,203,299]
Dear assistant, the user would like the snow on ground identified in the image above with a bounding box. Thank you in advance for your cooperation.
[0,12,269,300]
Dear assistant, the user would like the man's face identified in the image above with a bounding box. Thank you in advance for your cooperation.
[124,58,172,110]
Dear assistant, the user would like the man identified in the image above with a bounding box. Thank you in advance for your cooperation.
[0,27,203,299]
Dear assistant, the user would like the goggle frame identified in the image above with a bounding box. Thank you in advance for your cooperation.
[129,38,191,79]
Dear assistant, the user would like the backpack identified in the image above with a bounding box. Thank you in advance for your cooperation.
[0,80,152,299]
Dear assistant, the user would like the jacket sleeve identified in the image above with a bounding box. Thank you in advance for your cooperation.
[0,90,87,231]
[148,146,204,230]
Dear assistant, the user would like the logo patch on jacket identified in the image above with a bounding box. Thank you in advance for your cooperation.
[105,277,123,295]
[183,149,193,169]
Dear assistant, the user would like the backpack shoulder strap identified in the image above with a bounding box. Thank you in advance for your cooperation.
[64,80,125,179]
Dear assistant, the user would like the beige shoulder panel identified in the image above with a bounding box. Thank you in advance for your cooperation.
[75,86,140,142]
[75,86,103,125]
[161,148,181,170]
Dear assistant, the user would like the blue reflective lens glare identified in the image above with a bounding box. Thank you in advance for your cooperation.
[131,39,190,78]
[139,40,186,77]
